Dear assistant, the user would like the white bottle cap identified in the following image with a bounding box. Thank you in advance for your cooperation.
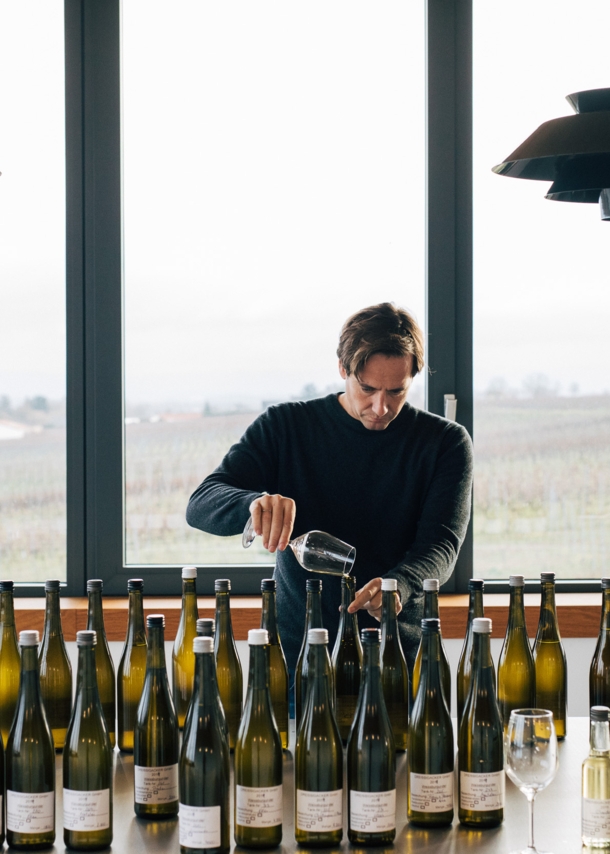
[193,636,214,654]
[182,566,198,579]
[308,628,328,645]
[19,630,39,646]
[381,579,398,592]
[248,629,269,645]
[423,579,439,592]
[473,617,492,634]
[509,575,524,586]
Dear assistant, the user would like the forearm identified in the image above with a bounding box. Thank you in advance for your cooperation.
[186,473,262,537]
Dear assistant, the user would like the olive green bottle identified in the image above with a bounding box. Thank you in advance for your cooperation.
[86,580,116,748]
[497,574,536,730]
[196,618,215,638]
[39,579,73,751]
[134,614,180,818]
[332,575,362,743]
[214,579,243,751]
[260,579,289,750]
[6,630,55,849]
[347,628,396,846]
[412,579,451,712]
[234,629,283,849]
[590,578,610,708]
[295,629,343,847]
[295,579,324,727]
[408,618,454,827]
[0,580,21,747]
[458,618,504,828]
[117,578,148,752]
[63,630,113,850]
[173,566,199,729]
[380,578,409,752]
[179,636,230,854]
[533,571,568,740]
[457,578,496,726]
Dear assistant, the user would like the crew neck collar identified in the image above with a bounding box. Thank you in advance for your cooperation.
[323,392,414,436]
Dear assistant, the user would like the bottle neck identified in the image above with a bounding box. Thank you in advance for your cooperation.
[470,631,496,697]
[247,643,269,693]
[75,644,101,705]
[423,589,439,619]
[419,630,444,696]
[215,591,234,635]
[591,719,610,754]
[261,590,279,643]
[337,579,358,639]
[181,579,198,619]
[537,581,560,638]
[146,625,168,671]
[127,589,146,642]
[0,590,16,627]
[507,585,527,630]
[304,643,333,712]
[360,641,383,700]
[87,590,106,636]
[469,589,484,623]
[600,588,610,632]
[43,589,63,639]
[381,589,398,642]
[19,645,44,704]
[193,650,220,710]
[304,589,323,631]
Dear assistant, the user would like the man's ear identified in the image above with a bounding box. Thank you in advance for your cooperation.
[338,359,347,380]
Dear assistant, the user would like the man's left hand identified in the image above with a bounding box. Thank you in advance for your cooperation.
[347,577,402,622]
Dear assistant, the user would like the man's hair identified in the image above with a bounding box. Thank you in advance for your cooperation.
[336,302,424,378]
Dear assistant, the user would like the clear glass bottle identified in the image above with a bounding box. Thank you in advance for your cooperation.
[295,579,324,727]
[497,574,536,730]
[533,571,568,740]
[457,578,496,726]
[39,579,73,751]
[591,579,610,709]
[117,578,148,752]
[260,579,289,750]
[332,575,362,744]
[86,579,116,748]
[379,577,409,752]
[583,705,610,848]
[173,566,199,729]
[412,578,451,712]
[0,579,21,748]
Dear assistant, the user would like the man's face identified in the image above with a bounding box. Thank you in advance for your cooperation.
[338,353,415,430]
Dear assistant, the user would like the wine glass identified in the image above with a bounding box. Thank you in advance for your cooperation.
[505,708,558,854]
[242,517,356,576]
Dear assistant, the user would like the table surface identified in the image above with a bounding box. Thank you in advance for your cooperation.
[46,718,587,854]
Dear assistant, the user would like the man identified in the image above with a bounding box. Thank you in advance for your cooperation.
[186,302,473,676]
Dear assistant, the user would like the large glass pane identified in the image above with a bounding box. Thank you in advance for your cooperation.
[0,2,66,582]
[122,1,426,566]
[474,1,610,579]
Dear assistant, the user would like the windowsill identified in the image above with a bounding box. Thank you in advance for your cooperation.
[13,592,601,641]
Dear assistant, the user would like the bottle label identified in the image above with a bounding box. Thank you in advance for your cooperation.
[460,771,504,811]
[409,772,454,813]
[134,764,179,805]
[296,789,343,832]
[235,784,282,828]
[7,790,55,833]
[583,797,610,838]
[63,788,110,831]
[179,803,221,849]
[350,789,396,833]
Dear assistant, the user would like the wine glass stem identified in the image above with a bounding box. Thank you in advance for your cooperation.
[527,793,536,852]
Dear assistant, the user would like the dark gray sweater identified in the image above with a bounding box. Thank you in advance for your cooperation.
[186,394,473,674]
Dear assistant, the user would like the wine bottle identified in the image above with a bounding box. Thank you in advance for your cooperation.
[591,579,610,709]
[295,579,324,727]
[458,617,504,828]
[295,628,343,847]
[234,629,283,849]
[260,579,289,750]
[134,614,180,818]
[582,705,610,848]
[173,566,199,729]
[533,571,568,740]
[332,575,362,743]
[39,579,73,751]
[0,580,21,747]
[347,628,396,846]
[379,578,409,752]
[412,578,451,712]
[179,636,230,854]
[408,618,454,827]
[63,630,113,850]
[214,579,243,751]
[196,618,215,637]
[6,630,55,849]
[497,574,535,730]
[86,579,116,748]
[117,578,148,752]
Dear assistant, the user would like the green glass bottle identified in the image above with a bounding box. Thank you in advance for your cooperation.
[347,628,396,846]
[380,578,409,752]
[63,630,113,850]
[0,716,4,849]
[117,578,148,753]
[134,614,180,818]
[86,580,116,748]
[295,628,343,847]
[533,571,568,740]
[457,578,497,727]
[458,618,504,828]
[234,629,283,849]
[39,579,73,751]
[196,618,215,638]
[332,575,362,743]
[408,618,454,827]
[0,580,21,748]
[295,579,324,728]
[6,630,55,850]
[590,578,610,708]
[260,579,289,750]
[173,566,199,729]
[412,578,451,712]
[179,636,230,854]
[214,579,243,751]
[497,574,536,731]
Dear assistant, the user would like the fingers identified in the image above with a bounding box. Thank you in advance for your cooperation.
[348,578,383,622]
[249,494,296,553]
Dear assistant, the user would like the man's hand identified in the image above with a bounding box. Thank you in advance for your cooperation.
[347,577,402,622]
[249,494,296,553]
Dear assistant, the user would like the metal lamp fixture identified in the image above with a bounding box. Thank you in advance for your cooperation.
[492,87,610,220]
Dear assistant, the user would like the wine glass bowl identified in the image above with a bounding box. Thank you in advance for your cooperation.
[242,518,355,577]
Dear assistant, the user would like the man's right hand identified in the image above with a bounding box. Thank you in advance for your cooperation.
[249,494,296,553]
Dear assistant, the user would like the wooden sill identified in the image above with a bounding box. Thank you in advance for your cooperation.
[12,592,602,642]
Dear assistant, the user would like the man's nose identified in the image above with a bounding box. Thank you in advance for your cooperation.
[371,394,389,416]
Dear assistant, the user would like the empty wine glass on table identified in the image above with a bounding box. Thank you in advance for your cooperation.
[242,518,356,577]
[505,708,558,854]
